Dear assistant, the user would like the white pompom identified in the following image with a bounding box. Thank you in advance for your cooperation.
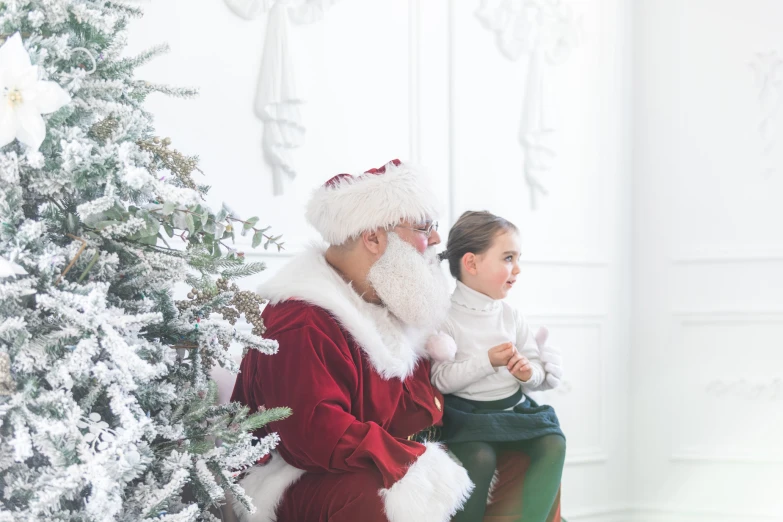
[425,332,458,363]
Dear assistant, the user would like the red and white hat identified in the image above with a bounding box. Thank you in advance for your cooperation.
[306,159,441,245]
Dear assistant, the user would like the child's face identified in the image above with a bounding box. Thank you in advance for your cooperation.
[472,230,522,300]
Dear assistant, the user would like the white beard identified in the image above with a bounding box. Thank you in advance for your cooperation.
[367,232,452,330]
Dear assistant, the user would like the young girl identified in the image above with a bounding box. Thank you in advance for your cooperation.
[428,210,566,522]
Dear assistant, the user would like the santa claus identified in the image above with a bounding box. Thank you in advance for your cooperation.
[231,159,562,522]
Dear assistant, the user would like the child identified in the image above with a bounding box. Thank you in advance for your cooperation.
[428,210,566,522]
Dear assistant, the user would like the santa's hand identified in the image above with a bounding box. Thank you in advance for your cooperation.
[536,327,563,390]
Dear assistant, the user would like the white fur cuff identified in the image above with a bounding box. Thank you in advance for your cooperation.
[540,349,562,376]
[233,454,306,522]
[379,442,474,522]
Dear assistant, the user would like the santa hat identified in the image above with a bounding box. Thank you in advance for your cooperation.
[305,159,441,245]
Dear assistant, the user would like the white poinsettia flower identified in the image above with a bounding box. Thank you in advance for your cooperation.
[0,32,71,150]
[0,256,27,278]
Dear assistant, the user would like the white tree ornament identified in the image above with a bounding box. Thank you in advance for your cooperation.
[224,0,338,195]
[0,33,71,151]
[476,0,580,209]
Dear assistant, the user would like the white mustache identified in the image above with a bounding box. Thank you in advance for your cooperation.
[367,233,451,329]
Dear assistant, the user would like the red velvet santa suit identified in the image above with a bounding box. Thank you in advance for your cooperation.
[231,247,472,522]
[230,247,562,522]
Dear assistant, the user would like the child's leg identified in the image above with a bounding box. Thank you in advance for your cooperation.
[449,441,497,521]
[505,434,566,522]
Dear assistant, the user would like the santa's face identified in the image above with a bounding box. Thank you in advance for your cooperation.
[367,231,451,330]
[390,219,441,253]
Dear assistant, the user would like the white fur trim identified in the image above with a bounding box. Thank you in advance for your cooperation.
[379,442,474,522]
[487,469,500,505]
[544,372,562,389]
[537,326,563,391]
[257,245,429,380]
[540,350,563,376]
[425,331,457,363]
[233,453,306,522]
[305,160,441,245]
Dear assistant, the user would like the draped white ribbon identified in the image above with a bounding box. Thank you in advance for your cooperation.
[476,0,580,209]
[224,0,338,194]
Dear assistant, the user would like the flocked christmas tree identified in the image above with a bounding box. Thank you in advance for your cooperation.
[0,2,290,520]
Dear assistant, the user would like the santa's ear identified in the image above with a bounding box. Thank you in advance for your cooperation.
[361,228,385,256]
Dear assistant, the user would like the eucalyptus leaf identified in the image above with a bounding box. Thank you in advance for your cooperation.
[251,230,262,248]
[95,220,120,231]
[244,217,259,230]
[172,210,188,230]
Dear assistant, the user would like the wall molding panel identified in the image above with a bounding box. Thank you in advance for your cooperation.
[668,311,783,464]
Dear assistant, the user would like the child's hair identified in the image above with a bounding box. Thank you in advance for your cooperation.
[439,211,518,280]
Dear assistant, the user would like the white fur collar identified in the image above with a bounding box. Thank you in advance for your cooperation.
[257,245,428,380]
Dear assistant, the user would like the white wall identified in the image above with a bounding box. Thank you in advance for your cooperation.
[632,1,783,521]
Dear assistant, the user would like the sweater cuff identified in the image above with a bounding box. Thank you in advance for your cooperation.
[481,351,499,376]
[516,363,545,388]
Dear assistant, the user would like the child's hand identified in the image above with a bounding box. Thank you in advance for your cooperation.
[487,342,515,367]
[507,352,533,382]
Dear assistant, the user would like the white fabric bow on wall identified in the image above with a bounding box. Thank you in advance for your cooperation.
[476,0,580,209]
[750,51,783,178]
[255,2,304,196]
[224,0,338,195]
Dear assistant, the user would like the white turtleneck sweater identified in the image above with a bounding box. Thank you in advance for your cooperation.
[430,281,545,402]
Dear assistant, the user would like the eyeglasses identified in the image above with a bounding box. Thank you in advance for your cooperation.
[395,221,439,238]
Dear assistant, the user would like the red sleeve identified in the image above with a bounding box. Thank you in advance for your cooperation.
[257,325,426,488]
